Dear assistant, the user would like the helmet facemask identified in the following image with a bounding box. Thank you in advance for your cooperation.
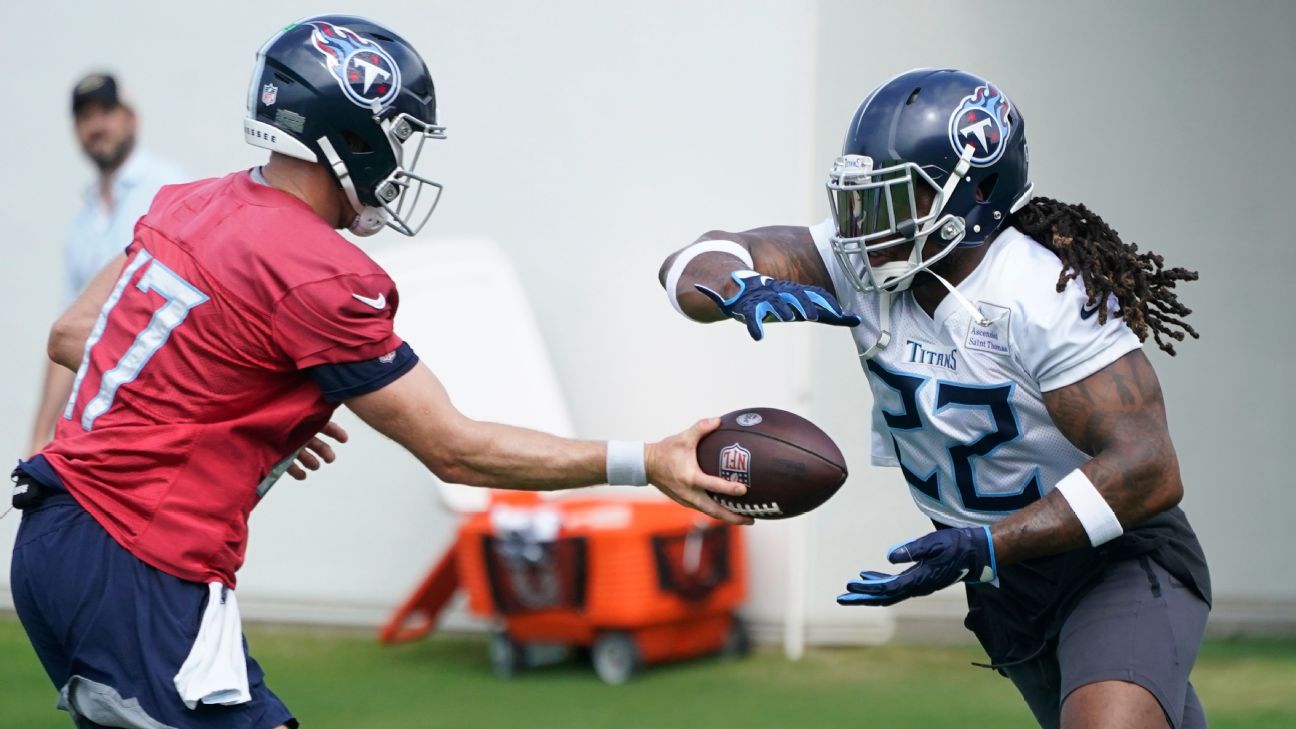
[374,112,446,236]
[826,148,972,294]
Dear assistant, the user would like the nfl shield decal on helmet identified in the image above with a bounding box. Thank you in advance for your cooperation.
[308,21,402,109]
[261,83,278,106]
[947,84,1014,167]
[719,443,751,485]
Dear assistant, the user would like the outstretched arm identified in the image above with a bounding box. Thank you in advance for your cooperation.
[659,226,857,339]
[345,362,754,525]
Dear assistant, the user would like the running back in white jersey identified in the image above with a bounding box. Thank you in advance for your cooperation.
[810,219,1142,528]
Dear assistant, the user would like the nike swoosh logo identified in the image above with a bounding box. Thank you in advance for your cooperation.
[352,292,386,309]
[1079,301,1101,320]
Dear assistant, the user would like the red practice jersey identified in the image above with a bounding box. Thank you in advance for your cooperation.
[42,171,404,586]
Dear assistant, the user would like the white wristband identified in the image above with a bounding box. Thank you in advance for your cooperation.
[664,240,755,316]
[1054,469,1124,546]
[606,440,648,487]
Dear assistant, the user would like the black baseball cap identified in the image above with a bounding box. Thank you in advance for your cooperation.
[71,73,124,115]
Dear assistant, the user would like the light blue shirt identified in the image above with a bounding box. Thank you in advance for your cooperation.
[63,148,188,304]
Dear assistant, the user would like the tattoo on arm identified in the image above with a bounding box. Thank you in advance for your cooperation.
[743,227,835,287]
[991,350,1183,565]
[657,226,835,321]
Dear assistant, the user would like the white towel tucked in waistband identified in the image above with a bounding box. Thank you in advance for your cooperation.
[173,582,251,710]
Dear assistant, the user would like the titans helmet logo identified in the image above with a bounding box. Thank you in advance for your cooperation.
[947,84,1014,167]
[308,22,402,109]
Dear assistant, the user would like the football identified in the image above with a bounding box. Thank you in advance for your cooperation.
[697,408,847,519]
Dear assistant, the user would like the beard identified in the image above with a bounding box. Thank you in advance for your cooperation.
[87,134,135,174]
[926,246,961,279]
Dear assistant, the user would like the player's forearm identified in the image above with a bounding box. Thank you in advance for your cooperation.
[990,438,1183,566]
[431,419,608,490]
[27,362,75,454]
[993,351,1185,565]
[658,226,832,322]
[659,250,748,321]
[349,362,618,491]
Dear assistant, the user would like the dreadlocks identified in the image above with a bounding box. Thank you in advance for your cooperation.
[1009,197,1199,356]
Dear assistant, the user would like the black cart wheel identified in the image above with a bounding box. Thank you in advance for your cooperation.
[488,629,525,679]
[721,614,752,658]
[591,631,642,685]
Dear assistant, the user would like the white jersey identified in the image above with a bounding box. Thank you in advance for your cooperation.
[810,219,1141,528]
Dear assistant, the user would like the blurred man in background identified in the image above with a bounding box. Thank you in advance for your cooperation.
[25,73,186,455]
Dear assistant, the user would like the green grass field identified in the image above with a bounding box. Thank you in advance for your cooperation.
[1,617,1292,728]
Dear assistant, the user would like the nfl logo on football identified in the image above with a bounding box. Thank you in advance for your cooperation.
[718,443,751,485]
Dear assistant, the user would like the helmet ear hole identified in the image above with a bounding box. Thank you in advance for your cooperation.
[975,173,999,203]
[342,131,373,154]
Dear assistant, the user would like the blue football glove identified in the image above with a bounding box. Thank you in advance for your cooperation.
[836,526,997,607]
[695,270,861,341]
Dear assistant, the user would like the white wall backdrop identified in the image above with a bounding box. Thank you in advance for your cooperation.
[0,0,1292,642]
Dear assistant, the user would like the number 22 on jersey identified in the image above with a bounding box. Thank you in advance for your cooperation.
[866,358,1043,513]
[64,250,209,430]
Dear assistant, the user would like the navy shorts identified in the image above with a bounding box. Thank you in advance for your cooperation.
[1000,556,1210,729]
[10,491,298,729]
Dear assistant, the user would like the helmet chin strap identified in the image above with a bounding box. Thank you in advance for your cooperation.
[318,136,391,237]
[928,269,1005,327]
[913,143,1006,327]
[860,146,982,359]
[348,206,390,237]
[860,257,915,359]
[859,266,1005,361]
[859,290,893,360]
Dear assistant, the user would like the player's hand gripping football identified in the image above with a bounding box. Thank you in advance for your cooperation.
[836,527,996,607]
[647,418,755,526]
[696,270,861,341]
[286,421,349,480]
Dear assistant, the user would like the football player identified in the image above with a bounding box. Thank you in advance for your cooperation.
[10,15,750,729]
[660,69,1210,729]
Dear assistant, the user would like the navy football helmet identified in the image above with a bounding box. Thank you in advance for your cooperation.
[244,15,445,237]
[827,69,1033,292]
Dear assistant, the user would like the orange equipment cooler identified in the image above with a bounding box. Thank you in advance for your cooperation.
[458,498,748,682]
[380,496,749,683]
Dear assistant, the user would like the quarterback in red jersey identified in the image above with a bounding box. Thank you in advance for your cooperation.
[11,16,748,729]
